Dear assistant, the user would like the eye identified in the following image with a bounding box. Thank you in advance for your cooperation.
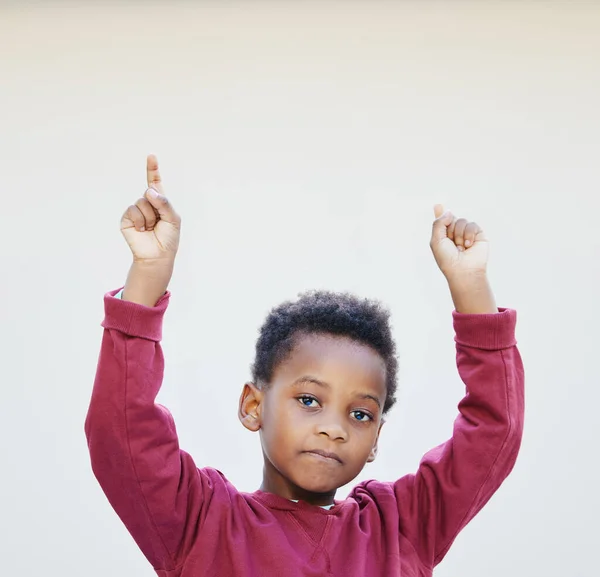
[298,395,319,408]
[351,410,372,422]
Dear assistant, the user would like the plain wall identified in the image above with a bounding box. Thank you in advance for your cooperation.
[1,2,599,576]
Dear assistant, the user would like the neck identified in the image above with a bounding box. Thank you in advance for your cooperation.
[260,459,337,507]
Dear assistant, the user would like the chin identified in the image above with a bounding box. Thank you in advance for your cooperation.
[299,479,338,495]
[294,470,353,495]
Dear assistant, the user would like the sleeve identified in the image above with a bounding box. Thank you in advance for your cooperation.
[84,288,214,572]
[393,307,525,569]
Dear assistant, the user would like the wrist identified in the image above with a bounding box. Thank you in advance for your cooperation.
[122,259,174,307]
[446,272,497,314]
[445,269,487,289]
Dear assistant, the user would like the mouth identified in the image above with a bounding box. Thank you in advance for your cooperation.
[304,449,343,464]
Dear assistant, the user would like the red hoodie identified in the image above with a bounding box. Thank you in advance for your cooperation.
[85,288,524,577]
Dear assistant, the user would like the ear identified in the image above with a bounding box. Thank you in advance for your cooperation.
[238,382,263,432]
[367,419,385,463]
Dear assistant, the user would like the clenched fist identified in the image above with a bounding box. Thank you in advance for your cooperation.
[429,204,497,314]
[121,155,181,263]
[429,204,489,281]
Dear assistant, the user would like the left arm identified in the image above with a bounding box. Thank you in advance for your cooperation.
[398,206,524,567]
[394,305,524,568]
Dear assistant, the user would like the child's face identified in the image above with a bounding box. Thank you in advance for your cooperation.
[248,333,387,502]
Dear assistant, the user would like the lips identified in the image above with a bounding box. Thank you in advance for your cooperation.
[304,449,343,464]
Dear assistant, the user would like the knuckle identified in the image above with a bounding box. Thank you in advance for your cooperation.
[136,200,156,224]
[127,205,140,221]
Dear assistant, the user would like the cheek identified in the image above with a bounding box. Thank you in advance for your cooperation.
[261,398,303,446]
[351,427,380,457]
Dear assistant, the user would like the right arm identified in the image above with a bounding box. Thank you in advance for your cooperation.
[85,155,210,571]
[85,289,212,571]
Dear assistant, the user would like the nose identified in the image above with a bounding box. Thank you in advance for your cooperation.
[316,418,348,442]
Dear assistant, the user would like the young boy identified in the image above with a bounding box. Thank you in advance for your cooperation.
[85,155,524,577]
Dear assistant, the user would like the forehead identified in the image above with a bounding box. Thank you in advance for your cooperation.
[272,333,387,396]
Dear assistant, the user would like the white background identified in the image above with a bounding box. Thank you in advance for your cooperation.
[1,2,599,576]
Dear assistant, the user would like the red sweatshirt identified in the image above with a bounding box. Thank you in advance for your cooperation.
[85,289,524,577]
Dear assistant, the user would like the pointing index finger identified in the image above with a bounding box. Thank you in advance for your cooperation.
[146,154,165,196]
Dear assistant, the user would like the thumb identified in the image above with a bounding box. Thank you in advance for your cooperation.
[144,188,180,225]
[431,204,454,243]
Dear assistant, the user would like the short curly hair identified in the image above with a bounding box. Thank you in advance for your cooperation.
[251,290,398,414]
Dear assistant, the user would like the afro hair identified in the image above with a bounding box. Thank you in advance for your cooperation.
[251,290,398,413]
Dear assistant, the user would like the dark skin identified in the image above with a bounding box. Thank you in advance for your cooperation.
[239,333,387,507]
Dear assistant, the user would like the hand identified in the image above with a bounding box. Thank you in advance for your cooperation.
[429,204,488,281]
[430,204,497,313]
[120,155,181,307]
[120,155,181,264]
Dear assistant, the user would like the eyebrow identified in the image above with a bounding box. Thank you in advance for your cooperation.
[291,376,382,409]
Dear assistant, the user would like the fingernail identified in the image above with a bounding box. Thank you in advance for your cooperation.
[139,227,145,232]
[147,188,158,198]
[465,240,471,246]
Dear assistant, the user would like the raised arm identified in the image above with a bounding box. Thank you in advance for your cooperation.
[394,307,524,568]
[397,206,524,568]
[84,156,210,571]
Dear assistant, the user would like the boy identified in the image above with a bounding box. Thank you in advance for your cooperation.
[85,155,524,577]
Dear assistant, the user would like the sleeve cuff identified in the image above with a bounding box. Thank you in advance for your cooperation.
[452,307,517,350]
[100,287,170,342]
